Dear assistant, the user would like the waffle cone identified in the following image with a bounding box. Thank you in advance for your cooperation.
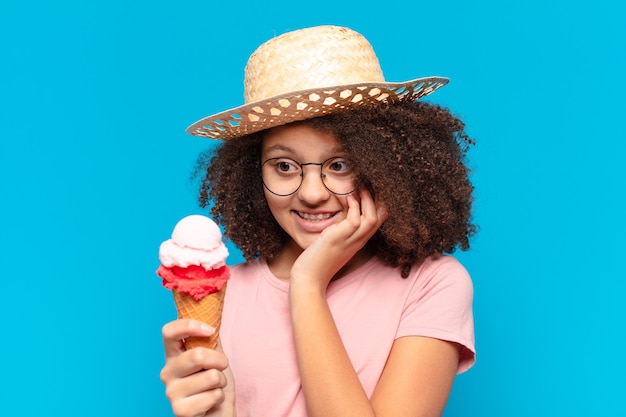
[172,285,226,350]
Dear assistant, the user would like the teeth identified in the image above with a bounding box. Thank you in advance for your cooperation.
[299,212,333,221]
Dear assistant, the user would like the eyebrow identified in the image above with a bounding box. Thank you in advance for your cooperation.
[264,144,296,154]
[263,144,345,156]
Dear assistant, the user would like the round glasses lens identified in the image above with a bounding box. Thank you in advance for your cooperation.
[320,157,355,195]
[261,158,303,196]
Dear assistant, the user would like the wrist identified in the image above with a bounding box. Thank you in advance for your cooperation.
[288,279,328,317]
[289,276,327,297]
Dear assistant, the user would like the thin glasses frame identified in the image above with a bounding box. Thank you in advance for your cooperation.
[261,156,356,196]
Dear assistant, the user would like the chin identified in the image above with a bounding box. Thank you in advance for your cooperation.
[286,235,316,252]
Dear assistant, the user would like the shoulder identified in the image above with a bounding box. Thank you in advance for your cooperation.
[230,258,262,271]
[398,255,474,341]
[410,255,473,295]
[418,254,470,275]
[230,257,266,270]
[223,259,269,308]
[399,255,476,372]
[229,258,267,279]
[338,255,472,296]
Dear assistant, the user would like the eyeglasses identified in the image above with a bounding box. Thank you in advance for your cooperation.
[261,156,356,196]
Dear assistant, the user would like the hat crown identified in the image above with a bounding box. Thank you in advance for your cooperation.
[186,25,449,140]
[243,26,385,104]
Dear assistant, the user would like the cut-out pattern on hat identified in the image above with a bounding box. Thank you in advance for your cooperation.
[188,78,448,140]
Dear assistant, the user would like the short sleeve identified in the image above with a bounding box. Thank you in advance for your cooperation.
[396,255,476,373]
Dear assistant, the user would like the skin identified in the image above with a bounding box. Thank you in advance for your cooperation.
[161,124,462,417]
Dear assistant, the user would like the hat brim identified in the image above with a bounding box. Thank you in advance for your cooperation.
[186,76,449,140]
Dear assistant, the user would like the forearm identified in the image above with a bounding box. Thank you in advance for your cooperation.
[289,283,376,417]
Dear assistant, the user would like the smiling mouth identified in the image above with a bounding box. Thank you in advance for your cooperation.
[296,211,335,221]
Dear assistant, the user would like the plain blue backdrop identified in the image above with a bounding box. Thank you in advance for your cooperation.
[1,0,624,415]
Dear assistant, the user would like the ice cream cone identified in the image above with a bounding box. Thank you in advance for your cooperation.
[157,215,230,350]
[173,285,227,350]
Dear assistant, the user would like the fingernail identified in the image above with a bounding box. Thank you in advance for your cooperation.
[200,324,216,334]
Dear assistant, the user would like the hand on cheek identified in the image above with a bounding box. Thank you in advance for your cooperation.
[290,189,387,289]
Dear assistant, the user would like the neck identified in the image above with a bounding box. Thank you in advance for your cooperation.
[267,241,374,283]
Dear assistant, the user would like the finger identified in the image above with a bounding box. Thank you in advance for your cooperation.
[165,363,229,416]
[162,347,229,383]
[347,190,377,234]
[162,319,216,359]
[345,193,365,226]
[336,194,370,242]
[165,365,228,399]
[358,188,387,228]
[338,193,383,248]
[357,189,375,217]
[170,386,226,417]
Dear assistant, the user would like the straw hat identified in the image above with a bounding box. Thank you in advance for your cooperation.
[187,25,449,140]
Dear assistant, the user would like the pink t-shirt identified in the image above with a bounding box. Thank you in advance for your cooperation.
[221,254,475,417]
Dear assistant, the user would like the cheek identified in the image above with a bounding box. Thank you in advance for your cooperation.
[347,191,360,205]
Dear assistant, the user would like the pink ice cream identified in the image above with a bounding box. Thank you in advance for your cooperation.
[157,215,230,300]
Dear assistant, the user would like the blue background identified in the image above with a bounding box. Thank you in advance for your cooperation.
[1,1,624,415]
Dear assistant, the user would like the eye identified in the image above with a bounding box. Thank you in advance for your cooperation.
[325,157,353,175]
[272,158,300,175]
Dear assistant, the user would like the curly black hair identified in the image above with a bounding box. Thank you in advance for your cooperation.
[194,101,476,277]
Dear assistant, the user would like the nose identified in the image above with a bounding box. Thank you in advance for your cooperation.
[297,165,330,203]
